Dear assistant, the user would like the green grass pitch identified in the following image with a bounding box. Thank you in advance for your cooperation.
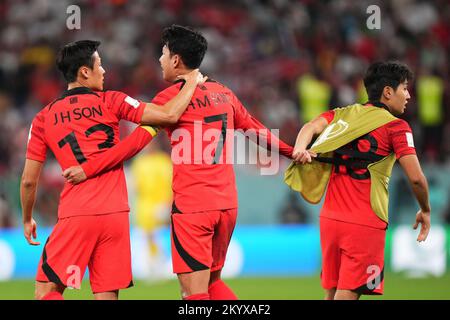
[1,273,449,300]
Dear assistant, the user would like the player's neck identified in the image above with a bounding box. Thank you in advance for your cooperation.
[67,80,90,91]
[171,68,194,83]
[378,97,392,113]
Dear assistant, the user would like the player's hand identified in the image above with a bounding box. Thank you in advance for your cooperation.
[292,147,306,163]
[177,69,208,85]
[23,218,40,246]
[413,209,431,242]
[62,166,87,185]
[293,149,317,164]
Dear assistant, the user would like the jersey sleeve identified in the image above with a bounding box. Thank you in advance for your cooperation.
[26,112,47,162]
[232,93,294,159]
[81,126,157,178]
[105,90,146,123]
[386,119,417,159]
[319,110,335,124]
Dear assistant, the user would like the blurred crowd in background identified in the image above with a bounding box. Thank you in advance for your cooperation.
[0,0,449,228]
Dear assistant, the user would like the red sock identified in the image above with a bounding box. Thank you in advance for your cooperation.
[184,293,210,300]
[208,280,237,300]
[41,292,64,300]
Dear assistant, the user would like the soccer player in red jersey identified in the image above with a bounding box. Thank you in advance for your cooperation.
[21,40,205,300]
[292,62,431,300]
[63,25,294,300]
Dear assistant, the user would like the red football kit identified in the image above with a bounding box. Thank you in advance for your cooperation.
[79,80,294,273]
[26,87,146,292]
[318,103,416,294]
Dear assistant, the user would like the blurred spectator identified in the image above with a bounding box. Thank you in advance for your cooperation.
[416,68,445,162]
[296,70,332,123]
[0,193,14,228]
[280,192,308,224]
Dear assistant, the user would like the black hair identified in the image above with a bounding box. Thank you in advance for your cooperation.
[161,25,207,69]
[363,61,413,101]
[56,40,101,82]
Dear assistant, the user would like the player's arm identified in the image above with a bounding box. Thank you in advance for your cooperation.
[252,117,294,159]
[63,125,157,184]
[233,95,294,159]
[140,69,206,125]
[22,114,47,246]
[20,159,43,246]
[292,116,329,164]
[398,154,431,242]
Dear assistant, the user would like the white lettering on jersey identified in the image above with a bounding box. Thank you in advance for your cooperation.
[406,132,415,148]
[125,96,140,108]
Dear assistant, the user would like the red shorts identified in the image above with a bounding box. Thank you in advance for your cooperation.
[320,217,386,295]
[170,209,237,274]
[36,212,132,294]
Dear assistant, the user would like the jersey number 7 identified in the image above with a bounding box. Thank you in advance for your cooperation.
[204,113,227,164]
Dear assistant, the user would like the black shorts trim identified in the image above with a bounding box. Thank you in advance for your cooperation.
[171,217,209,272]
[354,267,384,295]
[41,237,65,287]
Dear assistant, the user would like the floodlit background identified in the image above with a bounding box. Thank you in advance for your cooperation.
[0,0,449,299]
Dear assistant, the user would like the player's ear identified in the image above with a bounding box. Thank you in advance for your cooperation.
[382,86,392,100]
[172,54,181,68]
[79,66,90,80]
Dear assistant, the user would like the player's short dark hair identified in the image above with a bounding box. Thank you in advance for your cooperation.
[56,40,101,82]
[161,25,207,69]
[363,61,413,101]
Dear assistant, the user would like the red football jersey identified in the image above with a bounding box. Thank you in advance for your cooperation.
[319,104,416,229]
[152,80,294,213]
[26,87,145,218]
